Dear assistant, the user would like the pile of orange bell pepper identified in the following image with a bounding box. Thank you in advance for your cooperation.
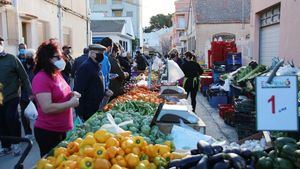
[35,130,186,169]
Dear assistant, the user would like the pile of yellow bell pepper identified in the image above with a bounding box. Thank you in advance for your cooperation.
[35,130,186,169]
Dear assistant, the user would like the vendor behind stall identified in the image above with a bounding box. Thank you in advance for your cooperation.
[182,51,203,112]
[74,44,106,121]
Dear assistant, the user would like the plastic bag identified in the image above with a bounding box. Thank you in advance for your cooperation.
[167,60,185,83]
[171,120,215,150]
[24,101,38,120]
[100,113,133,134]
[152,56,163,71]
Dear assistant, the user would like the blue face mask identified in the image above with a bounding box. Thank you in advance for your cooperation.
[19,49,26,55]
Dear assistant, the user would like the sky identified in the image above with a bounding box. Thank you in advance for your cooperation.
[142,0,176,27]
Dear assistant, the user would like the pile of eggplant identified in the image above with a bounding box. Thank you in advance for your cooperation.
[169,140,255,169]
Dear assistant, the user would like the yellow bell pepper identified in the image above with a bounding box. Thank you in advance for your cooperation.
[54,147,67,157]
[133,136,144,147]
[125,153,140,168]
[79,157,94,169]
[149,163,157,169]
[132,146,141,156]
[36,158,48,169]
[157,145,170,156]
[164,141,175,152]
[116,155,127,167]
[44,163,54,169]
[93,144,107,158]
[171,152,188,159]
[135,162,147,169]
[80,135,96,147]
[162,152,173,162]
[111,164,123,169]
[94,129,112,143]
[55,154,67,167]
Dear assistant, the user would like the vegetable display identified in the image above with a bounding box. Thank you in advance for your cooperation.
[104,86,164,112]
[36,130,186,169]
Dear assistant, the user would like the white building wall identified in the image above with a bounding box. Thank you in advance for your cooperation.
[0,0,88,57]
[90,0,141,45]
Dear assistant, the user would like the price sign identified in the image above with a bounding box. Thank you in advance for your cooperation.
[256,76,298,131]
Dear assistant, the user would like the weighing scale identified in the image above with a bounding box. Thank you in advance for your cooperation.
[151,104,200,125]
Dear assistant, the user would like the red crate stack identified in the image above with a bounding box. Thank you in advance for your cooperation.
[209,41,237,69]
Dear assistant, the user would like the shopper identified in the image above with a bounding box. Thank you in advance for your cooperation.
[135,51,148,71]
[0,37,32,156]
[32,39,80,157]
[20,49,36,140]
[99,38,114,105]
[71,47,89,79]
[61,45,74,84]
[181,51,204,112]
[17,43,28,68]
[109,43,129,100]
[74,44,106,121]
[169,48,184,68]
[117,45,131,80]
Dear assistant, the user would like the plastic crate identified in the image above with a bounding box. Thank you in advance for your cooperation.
[201,85,209,96]
[208,95,228,108]
[218,104,234,119]
[200,76,213,86]
[224,111,235,127]
[235,112,256,124]
[236,124,257,140]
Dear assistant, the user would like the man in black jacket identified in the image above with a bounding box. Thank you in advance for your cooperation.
[0,37,32,156]
[71,47,89,79]
[74,44,106,121]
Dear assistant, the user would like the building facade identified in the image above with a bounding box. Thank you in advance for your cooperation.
[187,0,250,64]
[172,0,189,54]
[90,0,142,47]
[143,27,172,54]
[91,18,135,52]
[0,0,89,56]
[250,0,300,66]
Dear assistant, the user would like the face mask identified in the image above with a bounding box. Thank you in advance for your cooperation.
[95,52,104,63]
[54,59,66,71]
[19,49,26,55]
[0,45,3,53]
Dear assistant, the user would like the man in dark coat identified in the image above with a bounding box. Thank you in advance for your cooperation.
[74,44,106,121]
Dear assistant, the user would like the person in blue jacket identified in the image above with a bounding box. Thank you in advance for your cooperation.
[74,44,106,121]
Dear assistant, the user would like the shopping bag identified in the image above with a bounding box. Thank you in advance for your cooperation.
[100,113,133,134]
[167,60,185,83]
[24,101,38,120]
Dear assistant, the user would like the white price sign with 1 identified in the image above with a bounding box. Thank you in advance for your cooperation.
[256,76,298,131]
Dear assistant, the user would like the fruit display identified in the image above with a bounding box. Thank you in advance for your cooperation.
[36,130,186,169]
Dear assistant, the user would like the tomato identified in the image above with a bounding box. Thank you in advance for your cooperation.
[67,142,80,154]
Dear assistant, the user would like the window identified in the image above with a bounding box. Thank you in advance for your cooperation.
[179,31,185,37]
[178,15,185,29]
[126,11,133,17]
[63,27,71,47]
[112,10,123,17]
[21,22,29,45]
[112,0,122,4]
[94,0,107,4]
[260,5,280,27]
[36,21,47,45]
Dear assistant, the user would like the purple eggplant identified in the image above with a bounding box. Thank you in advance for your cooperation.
[191,149,199,155]
[212,160,230,169]
[227,153,246,169]
[169,154,203,169]
[197,140,214,156]
[196,155,208,169]
[212,146,223,154]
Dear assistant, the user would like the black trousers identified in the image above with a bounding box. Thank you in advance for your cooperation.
[184,79,199,112]
[34,127,66,157]
[19,100,32,135]
[0,97,21,148]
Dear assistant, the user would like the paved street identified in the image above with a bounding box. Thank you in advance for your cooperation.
[0,93,237,169]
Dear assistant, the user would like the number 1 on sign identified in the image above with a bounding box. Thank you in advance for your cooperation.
[268,95,275,114]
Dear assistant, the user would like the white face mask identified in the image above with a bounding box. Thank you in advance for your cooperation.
[54,59,66,71]
[0,45,4,53]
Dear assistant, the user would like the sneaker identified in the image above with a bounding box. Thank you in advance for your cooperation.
[11,144,21,157]
[0,148,12,157]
